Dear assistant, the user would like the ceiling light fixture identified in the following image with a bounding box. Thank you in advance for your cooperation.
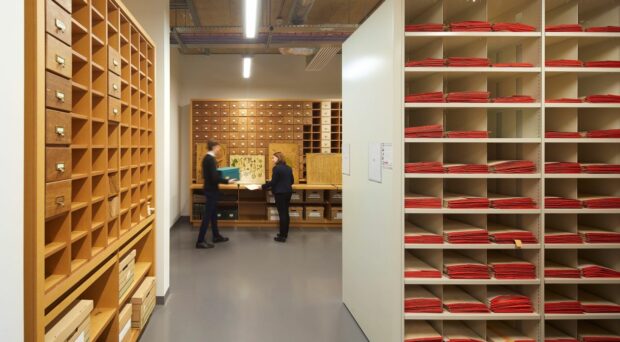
[243,56,252,79]
[244,0,260,39]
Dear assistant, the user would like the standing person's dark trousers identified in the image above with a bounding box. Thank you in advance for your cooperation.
[263,161,294,242]
[196,152,230,248]
[274,192,292,237]
[197,191,220,243]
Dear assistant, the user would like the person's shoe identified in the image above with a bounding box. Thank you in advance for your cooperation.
[274,236,287,243]
[213,236,229,243]
[196,241,214,249]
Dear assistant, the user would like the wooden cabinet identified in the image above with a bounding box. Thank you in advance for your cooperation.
[45,147,71,182]
[45,0,72,45]
[109,96,121,122]
[108,47,122,75]
[108,71,121,99]
[45,71,71,111]
[45,34,72,78]
[45,109,71,145]
[45,180,71,218]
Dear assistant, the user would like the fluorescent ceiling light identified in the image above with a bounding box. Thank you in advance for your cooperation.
[244,0,259,39]
[243,57,252,78]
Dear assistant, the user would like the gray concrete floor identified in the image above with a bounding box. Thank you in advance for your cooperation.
[140,220,368,342]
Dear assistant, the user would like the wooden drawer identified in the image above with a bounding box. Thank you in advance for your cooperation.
[52,0,72,13]
[46,147,71,182]
[321,125,331,133]
[322,132,331,140]
[46,71,71,111]
[109,97,121,122]
[109,47,122,75]
[321,117,331,125]
[294,125,303,132]
[304,110,312,117]
[247,125,256,132]
[247,117,256,125]
[220,117,229,125]
[321,109,331,117]
[321,101,331,109]
[229,125,238,132]
[220,125,229,132]
[229,141,239,148]
[46,0,72,45]
[257,141,268,148]
[294,133,303,140]
[46,109,71,145]
[321,141,331,148]
[238,125,247,132]
[108,72,121,99]
[238,109,247,117]
[46,34,72,79]
[220,132,229,140]
[229,132,239,140]
[321,147,332,153]
[285,133,294,140]
[46,180,71,218]
[248,140,257,148]
[256,148,266,155]
[303,117,313,125]
[238,133,248,140]
[230,117,239,125]
[247,109,257,116]
[256,133,266,140]
[247,133,257,140]
[238,117,248,125]
[221,109,229,116]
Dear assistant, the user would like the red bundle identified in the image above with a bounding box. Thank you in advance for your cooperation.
[406,58,446,67]
[586,26,620,32]
[405,194,442,208]
[493,95,536,103]
[445,131,489,138]
[545,196,582,209]
[581,195,620,209]
[405,92,445,103]
[405,124,443,138]
[545,162,582,173]
[405,162,444,173]
[546,98,584,103]
[488,293,534,313]
[493,62,535,67]
[444,220,489,244]
[405,23,444,32]
[579,263,620,278]
[444,193,490,209]
[490,255,536,279]
[488,224,538,244]
[545,131,582,138]
[545,229,583,244]
[579,227,620,243]
[545,261,581,278]
[585,60,620,68]
[585,94,620,103]
[447,57,490,67]
[545,24,583,32]
[488,160,536,174]
[446,91,490,103]
[581,163,620,174]
[405,223,443,244]
[580,291,620,313]
[404,287,442,313]
[580,322,620,342]
[444,163,488,173]
[489,194,537,209]
[545,291,583,314]
[585,129,620,138]
[492,22,536,32]
[545,59,584,67]
[444,253,490,279]
[450,21,492,32]
[405,255,441,278]
[444,287,489,313]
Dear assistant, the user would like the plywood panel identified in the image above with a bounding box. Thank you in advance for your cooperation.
[229,155,266,184]
[306,153,342,185]
[267,143,300,182]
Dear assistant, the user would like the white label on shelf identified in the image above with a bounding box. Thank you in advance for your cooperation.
[368,143,382,183]
[309,212,322,218]
[119,320,131,341]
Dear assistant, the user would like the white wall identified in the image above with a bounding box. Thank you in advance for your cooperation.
[342,0,403,340]
[177,54,343,215]
[1,1,24,340]
[170,48,182,227]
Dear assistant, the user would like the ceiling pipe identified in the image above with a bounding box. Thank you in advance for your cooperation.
[185,0,202,26]
[288,0,316,25]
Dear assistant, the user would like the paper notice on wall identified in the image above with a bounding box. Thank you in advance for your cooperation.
[382,143,393,169]
[368,143,382,183]
[342,143,351,175]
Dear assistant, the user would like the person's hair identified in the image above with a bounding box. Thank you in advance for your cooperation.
[207,140,220,151]
[273,152,286,165]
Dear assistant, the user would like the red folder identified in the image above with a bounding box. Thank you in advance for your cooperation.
[545,196,582,209]
[450,21,492,32]
[404,286,442,313]
[545,291,583,314]
[405,124,444,138]
[404,223,443,244]
[545,131,582,138]
[406,23,445,32]
[443,220,489,244]
[493,95,536,103]
[545,98,584,103]
[545,228,583,244]
[405,254,441,278]
[445,131,489,138]
[579,321,620,342]
[446,91,490,103]
[580,195,620,209]
[406,58,446,67]
[447,57,491,67]
[545,260,581,278]
[405,92,445,103]
[546,325,578,342]
[579,227,620,243]
[545,162,582,173]
[489,254,536,279]
[493,62,535,67]
[488,322,535,342]
[489,194,537,209]
[404,321,442,342]
[585,60,620,68]
[546,24,583,32]
[581,163,620,174]
[444,193,490,209]
[444,253,490,279]
[545,59,584,67]
[443,163,489,173]
[488,160,536,174]
[487,288,534,313]
[405,193,442,209]
[580,290,620,313]
[585,94,620,103]
[585,26,620,32]
[579,262,620,278]
[444,287,489,313]
[487,223,538,244]
[405,162,444,173]
[585,129,620,138]
[492,23,536,32]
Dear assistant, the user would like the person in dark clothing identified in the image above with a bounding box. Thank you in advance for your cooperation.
[262,152,295,242]
[196,140,236,249]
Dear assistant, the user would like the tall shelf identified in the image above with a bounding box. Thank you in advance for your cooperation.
[26,0,156,341]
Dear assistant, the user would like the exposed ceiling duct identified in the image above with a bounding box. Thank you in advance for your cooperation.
[305,46,340,71]
[289,0,317,25]
[279,47,316,56]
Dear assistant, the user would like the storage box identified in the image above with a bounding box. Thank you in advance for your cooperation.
[266,190,303,204]
[305,190,324,203]
[118,304,132,342]
[328,190,342,204]
[217,208,238,220]
[131,276,156,329]
[45,299,93,342]
[267,206,303,221]
[330,207,343,221]
[217,167,240,181]
[119,250,136,299]
[305,206,325,221]
[267,206,279,221]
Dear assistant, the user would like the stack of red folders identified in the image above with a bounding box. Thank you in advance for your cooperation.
[545,24,583,32]
[546,325,578,342]
[585,94,620,103]
[444,130,489,138]
[446,91,490,103]
[545,291,583,314]
[585,60,620,67]
[579,227,620,243]
[404,321,442,342]
[580,195,620,209]
[405,58,446,67]
[404,223,443,244]
[546,98,584,103]
[443,287,489,313]
[487,224,538,244]
[585,26,620,32]
[405,23,444,32]
[545,196,583,209]
[545,228,583,244]
[443,163,488,173]
[492,22,536,32]
[450,21,492,32]
[443,220,489,244]
[444,322,485,342]
[545,162,582,173]
[581,163,620,174]
[489,194,537,209]
[579,261,620,278]
[405,193,442,208]
[444,253,490,279]
[493,95,536,103]
[487,288,534,313]
[405,254,441,278]
[443,194,490,209]
[545,131,582,138]
[579,322,620,342]
[404,286,442,313]
[488,322,535,342]
[405,162,444,173]
[492,62,535,67]
[545,59,584,67]
[405,124,443,138]
[447,57,490,67]
[490,255,536,279]
[405,92,445,103]
[488,160,536,173]
[585,129,620,138]
[580,291,620,313]
[545,260,581,278]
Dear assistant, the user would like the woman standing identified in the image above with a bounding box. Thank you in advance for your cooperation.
[262,152,294,242]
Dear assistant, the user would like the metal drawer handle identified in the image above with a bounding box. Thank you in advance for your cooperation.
[113,84,119,91]
[56,196,65,207]
[113,59,119,67]
[55,18,66,32]
[55,91,65,102]
[55,126,65,136]
[55,55,66,66]
[56,162,65,173]
[113,108,119,115]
